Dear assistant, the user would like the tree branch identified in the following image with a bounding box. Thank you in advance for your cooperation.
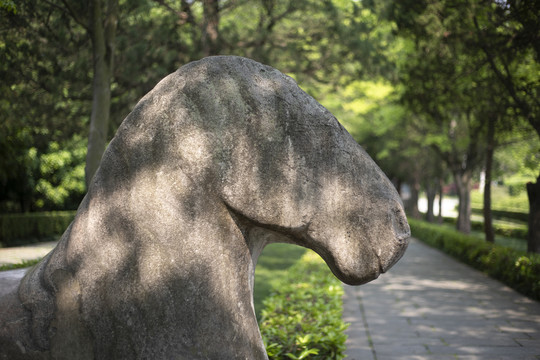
[152,0,194,26]
[473,16,533,123]
[58,0,89,31]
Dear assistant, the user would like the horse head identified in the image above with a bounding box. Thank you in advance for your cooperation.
[165,56,410,285]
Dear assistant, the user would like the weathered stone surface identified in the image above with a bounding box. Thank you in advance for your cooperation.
[0,56,410,359]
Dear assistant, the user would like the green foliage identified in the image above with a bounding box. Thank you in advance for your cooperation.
[0,119,39,212]
[259,251,348,360]
[0,0,91,212]
[34,135,86,210]
[494,140,540,187]
[0,0,15,13]
[1,0,537,221]
[410,218,540,301]
[0,211,75,247]
[254,243,308,320]
[387,0,539,230]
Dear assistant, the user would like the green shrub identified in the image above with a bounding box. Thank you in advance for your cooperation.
[0,211,75,247]
[508,183,524,197]
[409,218,540,301]
[254,244,308,320]
[259,251,348,359]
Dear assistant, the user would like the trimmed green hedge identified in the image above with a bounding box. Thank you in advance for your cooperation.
[0,211,75,247]
[259,250,348,359]
[409,218,540,301]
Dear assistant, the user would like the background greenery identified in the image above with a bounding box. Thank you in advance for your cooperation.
[1,1,537,227]
[0,211,75,247]
[1,3,538,357]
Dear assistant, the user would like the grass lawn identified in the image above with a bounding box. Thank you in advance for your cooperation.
[470,185,529,213]
[438,222,528,252]
[253,243,307,320]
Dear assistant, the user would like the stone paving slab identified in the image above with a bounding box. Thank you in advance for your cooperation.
[0,241,55,297]
[0,268,28,297]
[343,238,540,360]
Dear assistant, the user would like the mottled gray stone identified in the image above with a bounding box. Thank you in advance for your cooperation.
[0,56,409,359]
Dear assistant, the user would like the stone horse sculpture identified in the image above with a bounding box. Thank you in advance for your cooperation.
[0,56,410,359]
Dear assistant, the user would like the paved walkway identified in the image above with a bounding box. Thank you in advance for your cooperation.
[343,238,540,360]
[0,242,57,297]
[0,241,57,265]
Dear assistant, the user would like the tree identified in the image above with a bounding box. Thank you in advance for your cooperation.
[471,0,540,252]
[390,0,539,238]
[1,0,188,200]
[85,0,119,187]
[2,0,463,215]
[394,29,488,233]
[483,115,496,243]
[0,1,92,211]
[201,0,220,55]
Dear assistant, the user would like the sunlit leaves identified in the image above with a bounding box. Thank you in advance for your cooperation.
[341,80,394,117]
[0,0,15,13]
[34,135,86,209]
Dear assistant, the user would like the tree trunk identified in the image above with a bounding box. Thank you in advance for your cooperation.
[438,178,444,224]
[19,194,31,213]
[483,118,495,243]
[425,179,437,223]
[454,170,472,234]
[394,178,402,198]
[85,0,118,187]
[527,173,540,253]
[406,174,421,219]
[202,0,220,56]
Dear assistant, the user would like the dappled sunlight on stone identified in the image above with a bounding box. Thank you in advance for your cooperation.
[176,127,213,176]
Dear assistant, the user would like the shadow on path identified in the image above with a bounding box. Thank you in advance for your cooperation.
[343,238,540,360]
